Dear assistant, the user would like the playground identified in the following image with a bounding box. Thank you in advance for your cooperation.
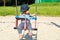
[0,0,60,40]
[0,16,60,40]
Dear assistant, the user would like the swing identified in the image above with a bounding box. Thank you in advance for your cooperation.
[14,0,38,40]
[14,0,37,31]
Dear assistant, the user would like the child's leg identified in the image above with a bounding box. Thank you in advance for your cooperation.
[19,34,23,40]
[29,30,32,36]
[27,22,32,36]
[17,22,24,40]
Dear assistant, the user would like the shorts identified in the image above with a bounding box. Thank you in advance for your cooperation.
[17,21,32,34]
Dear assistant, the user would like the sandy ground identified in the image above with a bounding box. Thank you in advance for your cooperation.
[0,16,60,40]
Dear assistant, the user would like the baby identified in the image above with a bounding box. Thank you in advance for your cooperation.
[17,4,32,40]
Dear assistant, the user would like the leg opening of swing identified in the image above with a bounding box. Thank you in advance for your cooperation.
[32,28,37,30]
[14,27,18,29]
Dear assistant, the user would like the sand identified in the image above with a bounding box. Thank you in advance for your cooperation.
[0,16,60,40]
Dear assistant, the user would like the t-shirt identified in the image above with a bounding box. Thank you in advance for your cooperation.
[20,14,32,22]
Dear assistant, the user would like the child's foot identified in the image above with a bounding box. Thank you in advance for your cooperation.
[25,33,33,40]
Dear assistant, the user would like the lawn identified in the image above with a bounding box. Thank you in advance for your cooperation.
[0,2,60,16]
[0,6,16,16]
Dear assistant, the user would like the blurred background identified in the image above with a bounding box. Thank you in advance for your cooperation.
[0,0,60,6]
[0,0,60,16]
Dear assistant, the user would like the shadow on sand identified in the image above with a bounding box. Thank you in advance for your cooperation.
[51,22,60,28]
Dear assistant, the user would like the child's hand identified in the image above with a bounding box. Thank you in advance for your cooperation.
[33,13,36,16]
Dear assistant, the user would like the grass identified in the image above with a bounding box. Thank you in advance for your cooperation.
[0,2,60,16]
[0,6,16,16]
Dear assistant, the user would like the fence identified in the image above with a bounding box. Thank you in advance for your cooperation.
[35,0,60,3]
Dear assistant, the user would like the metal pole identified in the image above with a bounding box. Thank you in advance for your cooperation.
[35,0,37,15]
[35,4,37,15]
[34,2,37,28]
[14,0,18,29]
[15,0,18,16]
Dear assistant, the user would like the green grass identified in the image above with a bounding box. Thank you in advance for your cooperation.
[0,2,60,16]
[0,6,16,16]
[30,2,60,16]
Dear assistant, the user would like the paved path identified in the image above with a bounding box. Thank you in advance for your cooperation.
[0,16,60,40]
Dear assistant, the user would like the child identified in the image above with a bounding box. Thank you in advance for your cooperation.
[17,4,32,40]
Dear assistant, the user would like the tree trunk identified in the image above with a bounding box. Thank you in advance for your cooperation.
[3,0,5,6]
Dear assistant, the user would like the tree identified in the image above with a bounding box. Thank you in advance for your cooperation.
[3,0,8,6]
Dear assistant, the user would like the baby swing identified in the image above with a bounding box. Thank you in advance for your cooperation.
[14,0,37,30]
[14,0,38,40]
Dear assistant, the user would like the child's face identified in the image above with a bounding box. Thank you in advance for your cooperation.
[24,10,29,14]
[26,10,29,14]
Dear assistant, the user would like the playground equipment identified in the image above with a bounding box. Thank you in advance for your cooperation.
[14,0,37,30]
[14,0,38,40]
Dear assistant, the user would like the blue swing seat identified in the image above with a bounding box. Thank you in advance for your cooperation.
[15,16,37,20]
